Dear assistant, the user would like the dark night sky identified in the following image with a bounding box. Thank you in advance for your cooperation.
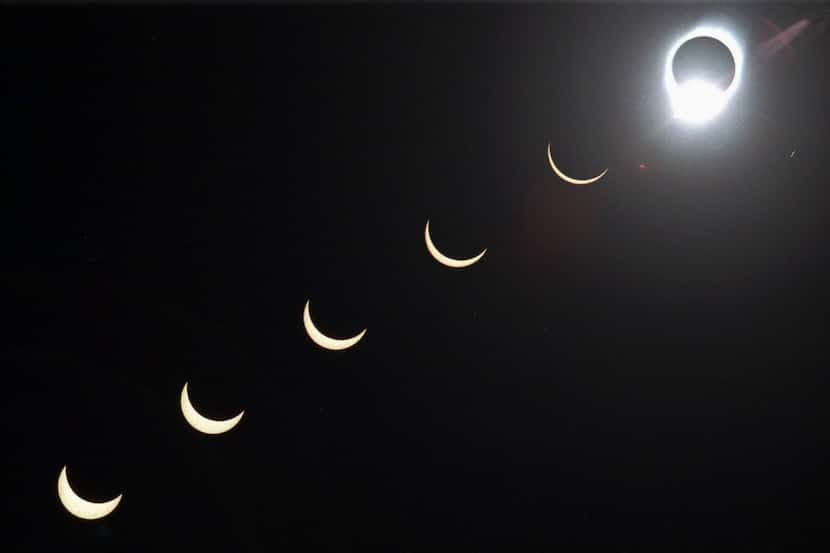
[4,4,830,551]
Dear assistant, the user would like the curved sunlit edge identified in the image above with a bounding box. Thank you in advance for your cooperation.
[180,382,245,435]
[303,300,366,351]
[424,220,487,268]
[545,144,607,185]
[57,465,123,520]
[664,24,744,125]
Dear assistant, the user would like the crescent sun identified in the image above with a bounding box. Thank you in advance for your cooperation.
[180,382,244,435]
[57,465,122,520]
[303,300,366,351]
[424,220,486,268]
[546,143,607,185]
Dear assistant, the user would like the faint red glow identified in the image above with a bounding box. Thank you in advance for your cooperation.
[760,18,810,59]
[638,163,647,170]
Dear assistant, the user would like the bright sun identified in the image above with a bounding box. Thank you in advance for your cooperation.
[671,78,728,124]
[664,26,743,125]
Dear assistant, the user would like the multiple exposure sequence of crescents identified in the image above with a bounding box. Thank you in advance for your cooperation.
[57,143,591,520]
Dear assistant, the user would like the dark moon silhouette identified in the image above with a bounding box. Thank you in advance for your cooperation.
[672,35,736,90]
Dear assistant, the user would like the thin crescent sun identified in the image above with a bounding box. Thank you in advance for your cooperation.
[180,382,244,435]
[57,465,123,520]
[303,300,366,351]
[546,143,608,185]
[424,220,486,269]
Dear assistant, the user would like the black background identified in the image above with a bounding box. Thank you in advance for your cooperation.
[4,4,830,551]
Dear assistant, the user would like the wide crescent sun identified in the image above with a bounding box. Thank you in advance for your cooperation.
[303,300,366,351]
[180,382,244,435]
[546,143,607,185]
[424,220,486,268]
[57,465,123,520]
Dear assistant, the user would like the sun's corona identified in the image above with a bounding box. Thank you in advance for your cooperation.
[664,26,743,125]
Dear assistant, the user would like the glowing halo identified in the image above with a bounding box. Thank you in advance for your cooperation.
[664,26,743,124]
